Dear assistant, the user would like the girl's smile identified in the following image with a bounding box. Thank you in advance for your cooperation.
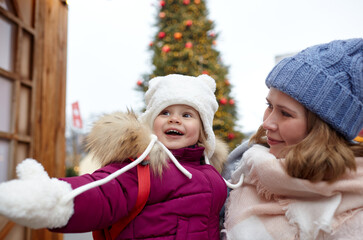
[153,104,202,150]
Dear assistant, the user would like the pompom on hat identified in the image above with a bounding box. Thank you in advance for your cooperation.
[266,38,363,140]
[139,74,219,158]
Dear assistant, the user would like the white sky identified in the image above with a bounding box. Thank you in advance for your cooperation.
[66,0,363,134]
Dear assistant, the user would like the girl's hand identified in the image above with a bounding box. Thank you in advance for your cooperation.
[0,159,74,229]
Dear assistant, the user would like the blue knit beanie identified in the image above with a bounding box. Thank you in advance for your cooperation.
[266,38,363,140]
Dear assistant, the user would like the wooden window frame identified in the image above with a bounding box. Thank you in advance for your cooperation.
[0,0,68,239]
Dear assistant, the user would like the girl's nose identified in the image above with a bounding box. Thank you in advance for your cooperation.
[262,112,278,131]
[168,115,181,124]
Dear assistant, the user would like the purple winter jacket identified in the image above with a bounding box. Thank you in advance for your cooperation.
[52,146,227,239]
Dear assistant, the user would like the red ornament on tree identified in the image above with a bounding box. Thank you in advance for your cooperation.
[194,0,201,4]
[160,0,165,7]
[229,99,235,105]
[185,20,193,27]
[174,32,182,40]
[158,32,166,39]
[224,79,230,86]
[183,0,190,5]
[137,80,143,86]
[202,70,209,75]
[162,45,170,53]
[149,41,154,47]
[209,31,216,38]
[185,42,193,49]
[355,128,363,142]
[227,133,236,140]
[159,12,166,18]
[220,97,227,105]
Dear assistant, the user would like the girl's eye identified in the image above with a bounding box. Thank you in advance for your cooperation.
[183,113,192,118]
[161,111,170,116]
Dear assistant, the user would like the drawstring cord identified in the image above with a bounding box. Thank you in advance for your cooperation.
[61,134,191,204]
[61,134,243,204]
[204,155,244,189]
[155,138,192,179]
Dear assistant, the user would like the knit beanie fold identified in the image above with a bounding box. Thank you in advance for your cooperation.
[139,74,218,158]
[266,38,363,140]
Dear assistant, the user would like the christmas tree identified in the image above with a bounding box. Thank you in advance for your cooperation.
[137,0,244,149]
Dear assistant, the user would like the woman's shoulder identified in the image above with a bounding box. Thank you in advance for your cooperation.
[222,140,252,179]
[322,210,363,239]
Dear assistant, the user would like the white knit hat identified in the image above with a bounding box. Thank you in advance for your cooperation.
[139,74,218,158]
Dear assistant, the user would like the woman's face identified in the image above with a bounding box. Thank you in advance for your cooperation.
[263,88,308,158]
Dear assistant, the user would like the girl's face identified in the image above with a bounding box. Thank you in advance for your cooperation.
[263,88,308,158]
[153,104,202,150]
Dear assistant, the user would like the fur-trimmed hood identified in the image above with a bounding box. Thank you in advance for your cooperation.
[85,111,228,174]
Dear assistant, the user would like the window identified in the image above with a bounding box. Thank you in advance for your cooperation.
[0,2,34,183]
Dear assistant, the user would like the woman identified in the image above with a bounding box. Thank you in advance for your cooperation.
[224,38,363,240]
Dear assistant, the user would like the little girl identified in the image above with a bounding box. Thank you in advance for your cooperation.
[0,74,230,239]
[224,38,363,239]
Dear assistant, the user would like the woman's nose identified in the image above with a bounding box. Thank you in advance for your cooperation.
[262,112,278,131]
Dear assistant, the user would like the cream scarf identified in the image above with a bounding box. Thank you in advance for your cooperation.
[224,144,363,240]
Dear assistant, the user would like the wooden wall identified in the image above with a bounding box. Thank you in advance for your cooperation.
[0,0,68,239]
[31,0,68,239]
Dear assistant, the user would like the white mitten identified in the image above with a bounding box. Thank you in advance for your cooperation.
[0,159,74,229]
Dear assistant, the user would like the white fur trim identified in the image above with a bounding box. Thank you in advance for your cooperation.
[139,74,218,158]
[0,159,74,229]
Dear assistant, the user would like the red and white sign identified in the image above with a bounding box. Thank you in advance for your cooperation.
[71,101,83,129]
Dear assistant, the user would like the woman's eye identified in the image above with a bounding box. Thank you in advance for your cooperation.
[282,111,292,117]
[266,102,273,109]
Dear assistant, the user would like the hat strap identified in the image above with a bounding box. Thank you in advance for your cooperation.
[204,155,244,189]
[61,135,192,204]
[155,139,192,179]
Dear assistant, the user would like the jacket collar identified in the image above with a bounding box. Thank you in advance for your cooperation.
[170,146,204,162]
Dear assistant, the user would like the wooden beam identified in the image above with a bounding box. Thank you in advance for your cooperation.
[0,221,15,240]
[30,0,68,238]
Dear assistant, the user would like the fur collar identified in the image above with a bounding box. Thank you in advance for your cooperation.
[86,111,228,175]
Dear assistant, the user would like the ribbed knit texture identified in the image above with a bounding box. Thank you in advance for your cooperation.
[266,38,363,140]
